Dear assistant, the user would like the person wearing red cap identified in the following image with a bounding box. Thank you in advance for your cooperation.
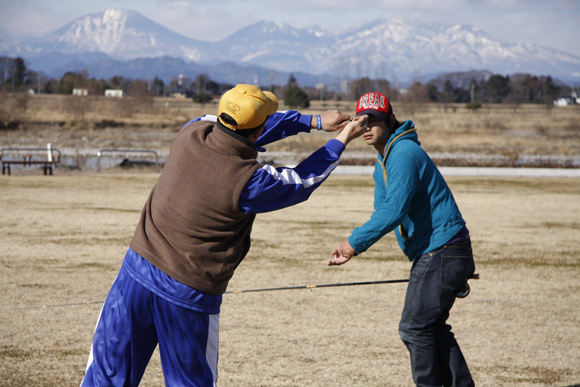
[81,84,368,387]
[329,92,476,387]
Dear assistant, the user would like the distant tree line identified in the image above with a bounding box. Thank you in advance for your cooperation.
[409,73,566,105]
[1,56,577,108]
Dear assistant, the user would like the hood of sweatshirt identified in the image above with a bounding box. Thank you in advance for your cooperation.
[378,120,419,164]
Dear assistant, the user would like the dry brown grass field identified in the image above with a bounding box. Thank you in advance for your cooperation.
[1,174,579,387]
[1,94,579,169]
[1,94,579,386]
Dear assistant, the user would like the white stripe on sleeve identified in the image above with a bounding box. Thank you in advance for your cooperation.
[261,159,340,188]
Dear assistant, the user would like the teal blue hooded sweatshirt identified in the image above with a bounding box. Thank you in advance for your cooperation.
[348,120,465,261]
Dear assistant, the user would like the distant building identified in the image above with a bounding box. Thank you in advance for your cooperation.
[73,88,88,96]
[105,89,123,98]
[554,91,578,106]
[554,96,575,106]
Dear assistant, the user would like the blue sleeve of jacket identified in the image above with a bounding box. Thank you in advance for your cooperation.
[182,111,312,150]
[183,110,312,152]
[348,150,421,254]
[239,139,344,213]
[255,111,313,150]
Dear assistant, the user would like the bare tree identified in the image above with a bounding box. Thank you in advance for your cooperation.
[128,79,153,112]
[195,74,210,95]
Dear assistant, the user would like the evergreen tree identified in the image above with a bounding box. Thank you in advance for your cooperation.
[284,74,310,108]
[13,57,27,90]
[485,75,510,103]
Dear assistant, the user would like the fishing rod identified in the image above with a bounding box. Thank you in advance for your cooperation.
[226,273,478,296]
[0,279,409,311]
[1,274,479,311]
[1,300,105,311]
[225,278,411,294]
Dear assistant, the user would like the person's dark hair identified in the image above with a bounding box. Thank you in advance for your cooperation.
[219,112,263,138]
[386,114,403,131]
[219,112,238,127]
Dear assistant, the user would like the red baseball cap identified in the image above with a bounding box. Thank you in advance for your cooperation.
[356,92,392,120]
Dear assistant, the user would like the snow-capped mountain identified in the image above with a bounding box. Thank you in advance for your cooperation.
[209,20,331,73]
[3,9,579,85]
[41,9,209,62]
[313,17,579,82]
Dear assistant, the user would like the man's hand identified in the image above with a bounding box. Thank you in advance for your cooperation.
[312,110,351,132]
[328,238,356,266]
[334,115,368,146]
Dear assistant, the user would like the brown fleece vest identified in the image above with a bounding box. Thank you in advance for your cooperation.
[130,120,260,295]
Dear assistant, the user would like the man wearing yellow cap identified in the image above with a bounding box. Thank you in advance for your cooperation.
[81,84,368,386]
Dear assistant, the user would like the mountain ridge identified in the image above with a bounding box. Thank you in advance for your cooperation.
[2,8,578,86]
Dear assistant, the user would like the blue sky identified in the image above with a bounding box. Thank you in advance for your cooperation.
[1,0,579,57]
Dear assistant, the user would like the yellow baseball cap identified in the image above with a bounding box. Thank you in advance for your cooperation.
[218,84,279,130]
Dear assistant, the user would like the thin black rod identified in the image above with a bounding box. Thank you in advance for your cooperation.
[0,279,409,311]
[1,274,478,311]
[225,278,410,294]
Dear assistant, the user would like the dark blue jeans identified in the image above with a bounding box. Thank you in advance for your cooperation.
[399,237,475,387]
